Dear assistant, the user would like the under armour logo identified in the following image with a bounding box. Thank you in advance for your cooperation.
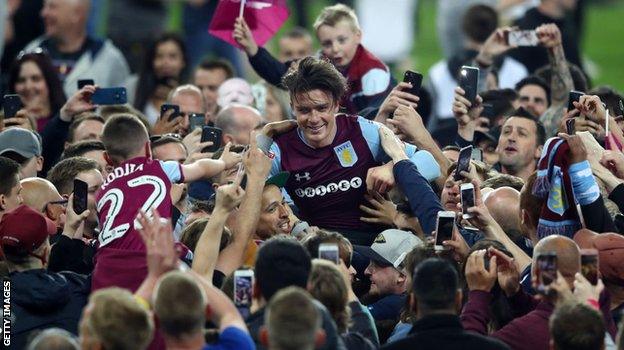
[294,172,311,182]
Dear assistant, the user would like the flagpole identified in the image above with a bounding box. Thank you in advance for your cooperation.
[239,0,246,18]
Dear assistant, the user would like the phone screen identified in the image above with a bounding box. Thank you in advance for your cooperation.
[73,179,88,215]
[189,113,205,131]
[461,186,475,216]
[77,79,94,89]
[234,271,253,320]
[536,252,557,293]
[3,94,23,118]
[566,118,576,135]
[435,215,455,246]
[568,91,584,112]
[508,30,539,46]
[580,250,599,285]
[454,146,473,180]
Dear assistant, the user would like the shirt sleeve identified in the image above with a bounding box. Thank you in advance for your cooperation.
[357,116,441,181]
[268,142,282,177]
[361,68,391,96]
[204,326,255,350]
[159,160,183,183]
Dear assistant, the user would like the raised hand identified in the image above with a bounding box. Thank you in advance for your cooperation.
[219,142,243,170]
[465,249,498,292]
[60,85,97,122]
[136,209,178,278]
[233,17,259,56]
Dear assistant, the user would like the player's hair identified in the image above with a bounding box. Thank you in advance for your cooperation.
[179,218,231,253]
[313,3,360,32]
[550,302,605,350]
[446,160,495,180]
[442,145,461,153]
[281,57,348,107]
[482,173,525,192]
[308,260,350,333]
[67,113,105,143]
[515,76,552,106]
[85,288,154,350]
[462,4,498,43]
[154,271,206,339]
[302,230,352,267]
[61,140,106,160]
[47,157,99,195]
[0,156,20,197]
[101,114,149,164]
[197,58,235,79]
[505,107,547,146]
[266,287,321,350]
[150,135,185,151]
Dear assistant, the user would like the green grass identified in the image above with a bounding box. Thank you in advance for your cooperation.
[165,0,623,90]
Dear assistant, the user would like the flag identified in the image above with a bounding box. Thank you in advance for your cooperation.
[208,0,289,48]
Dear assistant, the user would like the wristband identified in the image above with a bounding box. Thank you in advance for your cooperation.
[134,295,151,310]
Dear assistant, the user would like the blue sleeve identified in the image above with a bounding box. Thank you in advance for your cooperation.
[268,142,282,177]
[357,117,441,181]
[569,160,600,205]
[159,160,183,183]
[393,160,444,235]
[203,326,255,350]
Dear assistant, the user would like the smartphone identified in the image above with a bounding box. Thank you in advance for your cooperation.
[471,148,483,162]
[458,66,479,104]
[580,249,599,285]
[91,87,127,105]
[536,252,557,293]
[160,104,180,121]
[201,126,223,153]
[460,183,475,219]
[454,145,473,181]
[77,79,94,89]
[318,243,340,264]
[568,91,584,112]
[507,30,539,46]
[435,211,456,251]
[234,269,254,319]
[2,94,23,118]
[566,118,576,135]
[403,70,423,96]
[189,113,205,131]
[73,179,88,215]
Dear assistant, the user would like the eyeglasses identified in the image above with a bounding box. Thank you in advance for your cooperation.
[150,133,182,143]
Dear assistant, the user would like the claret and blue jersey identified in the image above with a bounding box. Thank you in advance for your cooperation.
[269,114,440,241]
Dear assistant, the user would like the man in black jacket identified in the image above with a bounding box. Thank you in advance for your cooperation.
[0,205,89,350]
[382,258,509,350]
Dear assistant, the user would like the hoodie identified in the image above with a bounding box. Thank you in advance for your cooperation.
[8,269,89,349]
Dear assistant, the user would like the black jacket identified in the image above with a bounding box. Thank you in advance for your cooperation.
[381,314,510,350]
[7,269,89,349]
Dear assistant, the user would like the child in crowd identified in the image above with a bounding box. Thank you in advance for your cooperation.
[92,113,241,292]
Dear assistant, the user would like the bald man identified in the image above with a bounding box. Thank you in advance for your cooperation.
[462,235,588,350]
[215,104,263,145]
[484,187,522,239]
[170,84,208,136]
[21,178,66,232]
[23,0,129,96]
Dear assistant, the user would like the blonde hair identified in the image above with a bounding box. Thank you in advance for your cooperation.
[308,259,350,333]
[313,4,360,32]
[85,288,154,350]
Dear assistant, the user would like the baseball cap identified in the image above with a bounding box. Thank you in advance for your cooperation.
[574,229,624,285]
[0,128,42,158]
[266,172,289,188]
[355,229,423,269]
[0,205,56,255]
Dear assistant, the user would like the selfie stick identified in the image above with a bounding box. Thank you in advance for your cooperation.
[239,0,246,18]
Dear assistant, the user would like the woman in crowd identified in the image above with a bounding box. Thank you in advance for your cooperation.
[7,51,66,132]
[129,33,188,125]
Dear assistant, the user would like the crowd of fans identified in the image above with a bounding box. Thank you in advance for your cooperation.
[1,0,624,349]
